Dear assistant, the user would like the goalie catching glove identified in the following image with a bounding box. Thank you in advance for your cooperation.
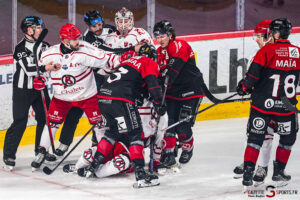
[33,76,46,91]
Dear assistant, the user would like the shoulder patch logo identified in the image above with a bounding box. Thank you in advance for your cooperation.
[289,47,299,58]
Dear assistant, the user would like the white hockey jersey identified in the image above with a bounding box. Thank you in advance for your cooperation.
[40,40,120,102]
[105,27,154,48]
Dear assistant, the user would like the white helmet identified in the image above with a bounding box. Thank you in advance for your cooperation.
[115,7,134,37]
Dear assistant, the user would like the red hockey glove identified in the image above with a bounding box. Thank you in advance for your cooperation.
[120,50,138,62]
[33,76,46,91]
[236,79,252,96]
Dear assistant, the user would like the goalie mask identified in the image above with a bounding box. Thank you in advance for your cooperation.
[115,7,134,37]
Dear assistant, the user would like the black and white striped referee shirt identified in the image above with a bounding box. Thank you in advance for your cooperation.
[13,37,49,89]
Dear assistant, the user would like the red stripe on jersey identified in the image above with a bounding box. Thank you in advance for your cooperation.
[139,113,151,115]
[168,66,180,74]
[166,95,205,100]
[41,53,62,60]
[74,52,105,60]
[51,77,61,80]
[75,69,89,78]
[246,72,259,80]
[138,107,151,109]
[97,95,135,105]
[148,86,161,90]
[76,68,93,83]
[251,105,294,116]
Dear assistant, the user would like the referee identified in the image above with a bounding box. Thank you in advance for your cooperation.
[3,16,58,170]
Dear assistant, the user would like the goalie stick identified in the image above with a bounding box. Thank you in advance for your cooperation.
[163,93,238,131]
[33,28,55,153]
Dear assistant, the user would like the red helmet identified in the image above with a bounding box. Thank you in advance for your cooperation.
[59,23,81,41]
[254,20,272,34]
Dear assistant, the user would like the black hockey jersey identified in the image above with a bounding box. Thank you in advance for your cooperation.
[244,40,300,115]
[98,56,163,105]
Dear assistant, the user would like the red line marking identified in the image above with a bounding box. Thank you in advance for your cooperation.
[0,168,123,199]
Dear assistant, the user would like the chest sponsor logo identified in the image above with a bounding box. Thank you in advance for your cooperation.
[265,99,274,109]
[289,47,299,58]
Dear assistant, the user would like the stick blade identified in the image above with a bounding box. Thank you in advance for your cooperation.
[43,166,53,175]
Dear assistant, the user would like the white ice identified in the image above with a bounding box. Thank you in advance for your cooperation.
[1,117,299,200]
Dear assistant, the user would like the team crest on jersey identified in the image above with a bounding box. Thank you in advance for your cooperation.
[252,117,265,130]
[113,156,126,171]
[62,74,76,88]
[289,47,299,58]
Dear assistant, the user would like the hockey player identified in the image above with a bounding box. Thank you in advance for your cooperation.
[233,20,276,185]
[105,7,154,48]
[153,20,204,169]
[3,16,59,170]
[55,9,144,156]
[236,18,300,188]
[82,44,166,188]
[31,23,120,170]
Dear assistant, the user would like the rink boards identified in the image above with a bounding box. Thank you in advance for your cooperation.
[1,27,300,149]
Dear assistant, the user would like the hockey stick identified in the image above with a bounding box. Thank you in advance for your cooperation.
[149,76,169,173]
[163,93,239,131]
[281,96,299,113]
[33,29,55,153]
[43,121,106,175]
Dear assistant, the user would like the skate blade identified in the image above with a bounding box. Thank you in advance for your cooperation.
[133,179,160,188]
[233,174,243,179]
[4,165,14,171]
[31,167,39,172]
[243,186,250,193]
[254,181,264,187]
[157,165,180,176]
[274,181,289,188]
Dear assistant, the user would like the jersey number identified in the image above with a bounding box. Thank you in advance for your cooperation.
[107,67,128,83]
[269,74,296,98]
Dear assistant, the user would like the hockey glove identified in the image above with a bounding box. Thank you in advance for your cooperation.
[154,103,167,116]
[33,76,46,91]
[236,79,253,96]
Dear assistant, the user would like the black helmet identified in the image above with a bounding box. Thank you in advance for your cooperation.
[138,44,157,61]
[269,18,292,39]
[20,16,44,33]
[153,20,174,37]
[84,10,103,26]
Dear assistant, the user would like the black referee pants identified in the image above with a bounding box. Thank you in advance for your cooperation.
[3,87,50,160]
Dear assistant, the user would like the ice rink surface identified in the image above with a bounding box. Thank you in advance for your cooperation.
[0,117,299,200]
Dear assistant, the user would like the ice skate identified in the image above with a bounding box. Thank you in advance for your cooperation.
[133,165,160,188]
[55,143,69,157]
[157,152,180,175]
[272,161,291,187]
[3,157,15,171]
[233,163,244,179]
[31,147,46,171]
[179,148,193,165]
[253,166,268,187]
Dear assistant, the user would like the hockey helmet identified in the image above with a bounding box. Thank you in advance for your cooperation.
[138,44,157,61]
[253,20,272,40]
[269,18,292,39]
[153,20,173,37]
[59,23,81,41]
[21,16,44,33]
[115,7,134,36]
[84,10,103,26]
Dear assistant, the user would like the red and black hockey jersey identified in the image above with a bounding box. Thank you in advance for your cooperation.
[157,39,204,100]
[98,56,163,105]
[244,40,300,115]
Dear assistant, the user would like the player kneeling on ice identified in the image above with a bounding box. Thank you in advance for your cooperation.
[31,23,120,170]
[75,44,166,188]
[63,105,167,178]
